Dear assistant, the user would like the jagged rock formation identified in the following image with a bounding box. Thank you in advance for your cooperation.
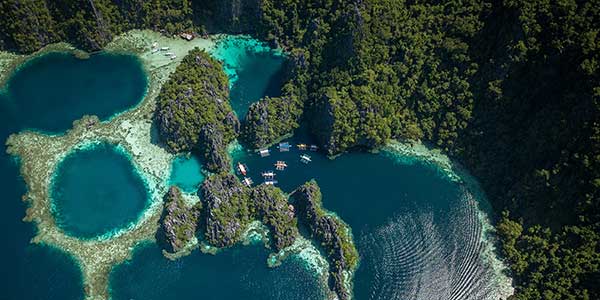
[158,186,202,254]
[241,95,303,149]
[155,49,238,172]
[250,185,298,251]
[199,173,252,248]
[292,181,358,300]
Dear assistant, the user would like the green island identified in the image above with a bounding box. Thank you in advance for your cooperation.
[0,1,598,300]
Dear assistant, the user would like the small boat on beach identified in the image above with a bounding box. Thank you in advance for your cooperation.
[160,46,170,51]
[300,154,312,164]
[237,162,248,176]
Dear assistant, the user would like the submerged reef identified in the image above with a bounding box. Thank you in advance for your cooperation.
[155,48,239,172]
[293,181,359,300]
[158,186,201,254]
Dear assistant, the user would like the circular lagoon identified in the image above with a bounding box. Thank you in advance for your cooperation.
[2,52,147,133]
[50,143,149,239]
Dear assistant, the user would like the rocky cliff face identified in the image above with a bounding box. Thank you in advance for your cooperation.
[200,174,251,248]
[292,181,358,300]
[250,185,298,251]
[241,96,303,149]
[155,49,238,173]
[158,186,202,253]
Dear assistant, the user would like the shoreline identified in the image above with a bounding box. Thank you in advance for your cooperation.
[4,30,216,300]
[382,139,514,299]
[2,29,512,300]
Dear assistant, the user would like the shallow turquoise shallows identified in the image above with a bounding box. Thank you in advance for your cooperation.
[169,154,205,192]
[109,37,509,300]
[0,50,148,300]
[211,36,285,118]
[50,143,149,239]
[2,51,147,133]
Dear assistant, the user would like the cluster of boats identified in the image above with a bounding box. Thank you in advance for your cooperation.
[150,42,177,60]
[237,142,318,187]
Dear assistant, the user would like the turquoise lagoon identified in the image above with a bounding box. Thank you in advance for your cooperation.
[50,143,149,239]
[169,154,204,193]
[211,36,286,117]
[0,51,147,299]
[1,37,509,300]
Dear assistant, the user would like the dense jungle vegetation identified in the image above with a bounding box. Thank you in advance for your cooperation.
[1,0,599,299]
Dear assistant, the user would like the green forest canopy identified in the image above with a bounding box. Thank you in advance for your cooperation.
[1,0,599,299]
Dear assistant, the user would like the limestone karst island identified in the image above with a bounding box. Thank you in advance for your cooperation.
[0,1,598,300]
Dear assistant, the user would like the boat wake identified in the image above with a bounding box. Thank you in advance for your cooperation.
[360,189,509,300]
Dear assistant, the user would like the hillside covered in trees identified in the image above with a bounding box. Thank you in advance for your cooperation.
[1,0,599,299]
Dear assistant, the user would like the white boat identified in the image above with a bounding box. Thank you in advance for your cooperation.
[164,52,175,56]
[261,171,276,178]
[237,162,248,176]
[300,154,312,164]
[259,149,270,157]
[242,177,253,187]
[169,54,177,60]
[160,47,170,51]
[264,180,278,186]
[152,42,158,48]
[151,48,159,53]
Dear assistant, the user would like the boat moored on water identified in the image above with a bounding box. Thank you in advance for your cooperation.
[300,154,312,164]
[310,145,319,151]
[278,142,291,152]
[274,161,287,170]
[297,144,307,150]
[242,177,253,187]
[259,149,270,157]
[261,171,276,179]
[237,162,248,176]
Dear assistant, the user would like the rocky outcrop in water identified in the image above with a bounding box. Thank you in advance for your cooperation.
[200,173,252,248]
[155,49,238,172]
[250,185,298,251]
[292,181,358,300]
[158,186,202,254]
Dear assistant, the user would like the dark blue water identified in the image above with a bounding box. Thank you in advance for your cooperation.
[2,52,147,133]
[0,51,147,300]
[50,143,149,239]
[111,38,507,300]
[211,36,286,117]
[229,137,500,299]
[109,242,326,300]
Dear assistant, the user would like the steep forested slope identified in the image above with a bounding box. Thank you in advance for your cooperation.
[1,1,599,299]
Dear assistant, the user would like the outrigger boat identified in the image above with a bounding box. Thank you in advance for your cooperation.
[278,142,291,152]
[261,171,276,179]
[274,161,287,170]
[297,144,307,150]
[300,154,312,164]
[242,177,253,187]
[237,162,248,176]
[259,149,271,157]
